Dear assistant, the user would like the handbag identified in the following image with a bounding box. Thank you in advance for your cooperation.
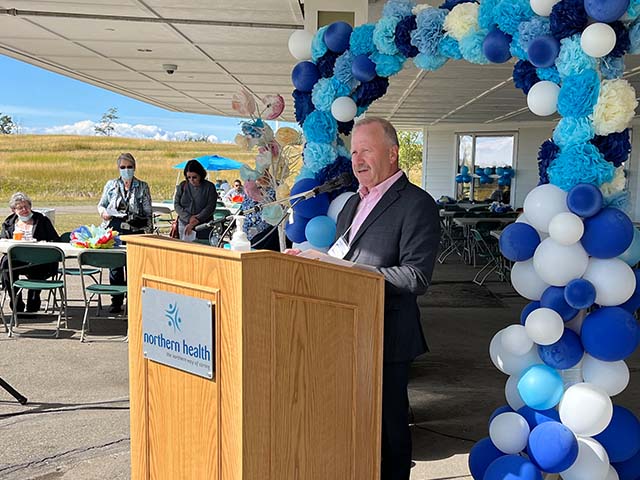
[169,220,179,239]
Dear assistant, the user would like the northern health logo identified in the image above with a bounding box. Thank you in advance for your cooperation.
[165,302,182,333]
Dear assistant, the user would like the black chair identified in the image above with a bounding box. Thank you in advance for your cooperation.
[470,228,501,286]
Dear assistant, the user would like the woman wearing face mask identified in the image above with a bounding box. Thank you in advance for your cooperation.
[174,159,218,242]
[97,152,152,313]
[0,192,61,312]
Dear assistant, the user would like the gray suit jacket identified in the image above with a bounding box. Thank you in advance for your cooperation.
[335,173,441,362]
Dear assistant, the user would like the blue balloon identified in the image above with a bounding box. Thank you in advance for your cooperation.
[496,167,505,176]
[479,175,489,185]
[538,329,584,370]
[305,215,337,248]
[351,54,377,82]
[582,207,634,258]
[290,178,330,218]
[520,301,540,325]
[527,421,579,473]
[566,183,603,218]
[482,28,513,63]
[582,307,640,361]
[291,61,320,93]
[463,174,472,183]
[527,35,561,69]
[620,270,640,313]
[564,278,596,309]
[619,228,640,266]
[595,405,640,463]
[483,455,542,480]
[613,448,640,480]
[489,405,513,426]
[461,165,470,174]
[324,21,353,53]
[517,406,560,430]
[285,214,309,243]
[468,437,505,480]
[455,174,464,183]
[517,364,565,410]
[499,223,541,262]
[584,0,630,23]
[540,286,578,321]
[484,167,493,176]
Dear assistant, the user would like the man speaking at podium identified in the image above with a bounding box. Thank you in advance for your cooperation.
[334,117,440,480]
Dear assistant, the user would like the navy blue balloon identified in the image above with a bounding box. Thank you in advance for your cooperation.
[517,406,560,430]
[482,28,513,63]
[468,437,504,480]
[290,178,330,219]
[582,307,640,361]
[285,214,309,243]
[613,448,640,480]
[564,278,597,309]
[292,61,320,93]
[566,183,603,218]
[324,21,353,53]
[582,207,634,258]
[352,54,377,82]
[499,223,541,262]
[538,328,584,370]
[483,455,542,480]
[520,301,540,325]
[540,286,578,322]
[594,405,640,463]
[489,405,513,426]
[584,0,630,23]
[527,35,561,69]
[527,422,579,473]
[621,270,640,313]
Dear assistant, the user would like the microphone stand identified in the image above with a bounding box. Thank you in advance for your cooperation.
[0,375,27,404]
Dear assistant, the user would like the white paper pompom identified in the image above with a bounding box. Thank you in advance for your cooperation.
[600,166,627,196]
[592,79,638,136]
[443,3,480,41]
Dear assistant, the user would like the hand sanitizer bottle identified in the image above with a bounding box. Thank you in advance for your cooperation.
[229,216,251,251]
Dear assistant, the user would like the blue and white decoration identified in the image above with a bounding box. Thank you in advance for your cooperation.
[287,0,640,478]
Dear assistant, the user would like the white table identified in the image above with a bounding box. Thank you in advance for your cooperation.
[0,240,124,258]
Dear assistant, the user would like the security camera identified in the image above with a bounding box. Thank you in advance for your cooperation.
[162,64,178,75]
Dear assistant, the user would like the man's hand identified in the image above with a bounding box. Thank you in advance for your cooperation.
[101,212,111,221]
[283,248,301,256]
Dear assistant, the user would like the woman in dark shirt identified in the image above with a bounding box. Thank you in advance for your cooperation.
[174,160,218,242]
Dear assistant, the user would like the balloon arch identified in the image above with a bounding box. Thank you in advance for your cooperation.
[284,0,640,478]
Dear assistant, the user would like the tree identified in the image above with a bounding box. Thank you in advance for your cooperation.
[0,113,15,134]
[398,130,423,182]
[94,107,119,136]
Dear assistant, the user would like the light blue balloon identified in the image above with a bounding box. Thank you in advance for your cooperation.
[305,215,337,248]
[517,364,564,410]
[618,228,640,266]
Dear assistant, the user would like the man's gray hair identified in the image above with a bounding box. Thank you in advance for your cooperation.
[117,152,136,168]
[353,117,399,148]
[9,192,32,209]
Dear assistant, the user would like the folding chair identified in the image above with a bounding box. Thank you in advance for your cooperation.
[78,250,127,342]
[152,205,174,234]
[6,244,68,338]
[470,228,501,286]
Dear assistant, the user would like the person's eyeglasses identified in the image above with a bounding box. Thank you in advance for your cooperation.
[119,166,134,169]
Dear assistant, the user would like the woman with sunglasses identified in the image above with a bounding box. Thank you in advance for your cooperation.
[174,159,218,242]
[97,152,152,313]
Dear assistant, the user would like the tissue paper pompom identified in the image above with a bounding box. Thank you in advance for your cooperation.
[610,21,631,58]
[556,35,597,78]
[593,79,639,136]
[333,51,357,88]
[303,111,338,144]
[374,16,401,55]
[414,52,448,70]
[550,0,588,40]
[513,60,539,94]
[337,120,354,136]
[276,127,301,146]
[557,69,600,118]
[383,0,416,19]
[370,51,406,77]
[441,0,476,10]
[354,76,390,106]
[439,35,463,59]
[311,78,351,112]
[494,0,534,36]
[293,89,315,126]
[537,67,560,84]
[316,156,358,199]
[297,165,316,180]
[630,0,640,20]
[350,24,376,57]
[603,189,630,211]
[591,129,632,167]
[548,143,615,190]
[411,7,447,56]
[316,51,339,78]
[303,142,338,172]
[631,20,640,54]
[510,31,528,60]
[396,15,419,58]
[459,29,490,64]
[601,56,625,80]
[311,26,329,61]
[538,139,559,185]
[478,0,500,30]
[336,140,349,158]
[600,167,627,196]
[552,117,595,148]
[444,3,479,41]
[518,17,552,54]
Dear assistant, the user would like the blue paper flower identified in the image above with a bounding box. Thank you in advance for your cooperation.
[553,117,595,148]
[337,120,355,136]
[478,0,501,30]
[601,55,625,80]
[316,156,358,199]
[333,51,357,88]
[303,110,338,144]
[370,51,406,77]
[548,143,615,190]
[591,129,632,167]
[293,89,315,126]
[316,51,339,78]
[537,66,560,84]
[241,118,265,138]
[517,17,551,54]
[513,60,539,94]
[414,52,448,70]
[396,15,419,58]
[550,0,588,41]
[459,29,490,64]
[411,7,447,56]
[303,142,338,172]
[311,78,351,112]
[441,0,476,10]
[630,19,640,54]
[494,0,534,36]
[350,24,376,57]
[439,35,463,59]
[354,76,390,107]
[555,34,596,78]
[537,139,559,185]
[311,26,329,61]
[374,16,401,55]
[382,0,416,20]
[629,0,640,20]
[510,30,528,60]
[610,21,631,58]
[557,69,600,118]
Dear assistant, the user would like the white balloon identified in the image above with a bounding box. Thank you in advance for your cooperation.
[527,80,560,116]
[511,259,550,300]
[327,191,356,222]
[525,307,564,345]
[501,324,534,355]
[530,0,560,16]
[489,412,530,454]
[533,238,589,286]
[581,23,617,58]
[331,96,358,122]
[523,184,569,233]
[582,354,630,396]
[560,437,609,480]
[288,30,314,60]
[560,361,584,389]
[505,374,526,410]
[605,465,620,480]
[490,330,542,375]
[582,257,636,306]
[549,212,584,246]
[559,382,613,437]
[515,213,528,224]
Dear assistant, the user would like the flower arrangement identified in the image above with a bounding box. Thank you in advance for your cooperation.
[70,225,121,249]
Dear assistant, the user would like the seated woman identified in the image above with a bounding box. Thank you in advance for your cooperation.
[0,192,61,312]
[174,159,218,242]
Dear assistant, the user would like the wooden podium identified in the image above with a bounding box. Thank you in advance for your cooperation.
[126,235,385,480]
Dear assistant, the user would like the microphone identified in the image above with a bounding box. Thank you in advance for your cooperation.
[308,172,353,198]
[194,218,224,232]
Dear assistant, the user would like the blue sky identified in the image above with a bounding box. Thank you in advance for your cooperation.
[0,55,288,142]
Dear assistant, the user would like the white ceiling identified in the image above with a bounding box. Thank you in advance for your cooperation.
[2,0,640,129]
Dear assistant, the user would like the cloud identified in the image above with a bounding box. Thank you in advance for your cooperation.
[23,120,219,143]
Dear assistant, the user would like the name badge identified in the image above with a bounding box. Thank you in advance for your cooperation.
[327,236,349,259]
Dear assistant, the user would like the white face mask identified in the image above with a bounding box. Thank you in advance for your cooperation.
[18,213,33,222]
[120,167,135,181]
